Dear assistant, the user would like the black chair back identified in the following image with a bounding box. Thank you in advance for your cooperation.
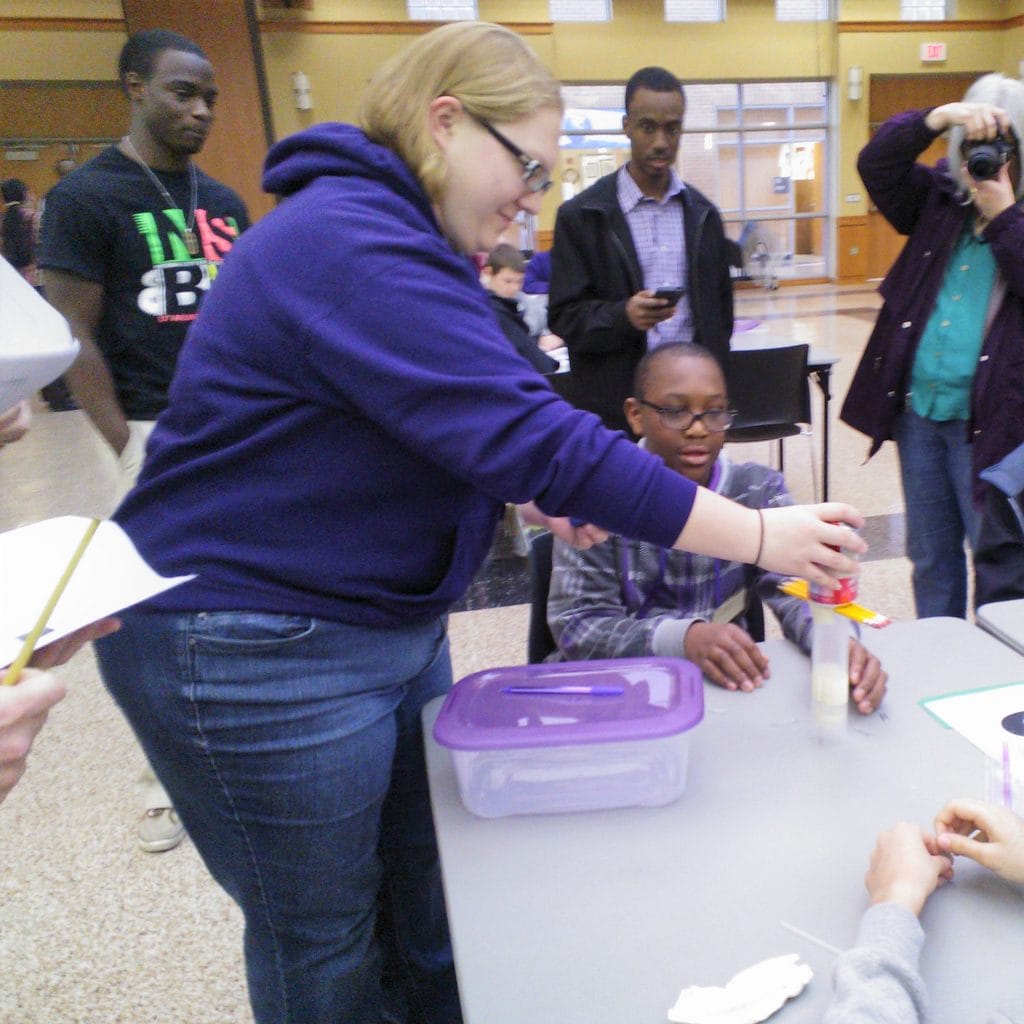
[726,344,810,443]
[527,531,557,663]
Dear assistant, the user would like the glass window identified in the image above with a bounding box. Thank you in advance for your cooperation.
[550,0,612,20]
[558,80,831,281]
[406,0,476,19]
[776,0,831,20]
[664,0,725,23]
[900,0,952,19]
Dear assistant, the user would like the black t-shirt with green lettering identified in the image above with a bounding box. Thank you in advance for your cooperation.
[40,146,250,419]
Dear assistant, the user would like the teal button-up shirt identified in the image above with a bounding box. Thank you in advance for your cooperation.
[909,221,996,422]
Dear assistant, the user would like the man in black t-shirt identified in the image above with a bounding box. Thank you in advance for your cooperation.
[39,29,249,855]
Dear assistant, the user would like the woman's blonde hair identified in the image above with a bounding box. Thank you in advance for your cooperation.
[947,72,1024,201]
[359,22,562,202]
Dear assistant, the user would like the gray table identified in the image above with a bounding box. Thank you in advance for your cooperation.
[424,618,1024,1024]
[977,599,1024,657]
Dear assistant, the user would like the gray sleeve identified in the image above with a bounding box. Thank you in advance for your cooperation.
[823,903,928,1024]
[547,537,701,660]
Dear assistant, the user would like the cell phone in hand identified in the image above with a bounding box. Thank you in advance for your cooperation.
[653,287,684,305]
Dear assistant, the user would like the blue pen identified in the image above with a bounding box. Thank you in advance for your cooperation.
[501,685,624,696]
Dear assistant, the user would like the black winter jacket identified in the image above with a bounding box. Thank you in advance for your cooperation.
[548,169,734,434]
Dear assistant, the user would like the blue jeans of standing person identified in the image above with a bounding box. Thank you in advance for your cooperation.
[893,408,980,619]
[95,609,463,1024]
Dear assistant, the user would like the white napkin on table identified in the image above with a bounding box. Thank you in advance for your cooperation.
[667,953,813,1024]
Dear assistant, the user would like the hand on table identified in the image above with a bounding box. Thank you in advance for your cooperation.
[684,621,769,692]
[864,822,954,917]
[849,639,887,715]
[935,798,1024,884]
[0,669,66,803]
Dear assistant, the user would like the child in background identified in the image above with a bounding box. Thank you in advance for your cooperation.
[482,243,561,374]
[548,342,888,712]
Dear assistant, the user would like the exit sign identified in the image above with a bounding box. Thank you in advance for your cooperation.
[921,42,947,62]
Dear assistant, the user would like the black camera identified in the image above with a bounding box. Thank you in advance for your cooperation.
[962,131,1017,181]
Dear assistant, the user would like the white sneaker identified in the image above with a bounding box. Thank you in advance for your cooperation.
[137,806,185,853]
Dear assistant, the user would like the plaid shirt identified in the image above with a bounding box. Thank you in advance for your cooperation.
[617,164,693,348]
[547,455,812,661]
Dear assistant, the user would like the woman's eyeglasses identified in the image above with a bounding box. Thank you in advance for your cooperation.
[470,114,553,195]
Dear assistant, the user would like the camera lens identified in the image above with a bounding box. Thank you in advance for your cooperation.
[967,142,1004,180]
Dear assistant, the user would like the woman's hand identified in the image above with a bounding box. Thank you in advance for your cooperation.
[934,798,1024,884]
[864,822,954,917]
[758,503,866,591]
[969,162,1016,225]
[925,101,1011,139]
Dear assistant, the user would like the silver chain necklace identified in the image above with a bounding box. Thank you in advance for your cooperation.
[121,135,200,256]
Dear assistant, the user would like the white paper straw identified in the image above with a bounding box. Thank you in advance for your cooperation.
[779,920,844,957]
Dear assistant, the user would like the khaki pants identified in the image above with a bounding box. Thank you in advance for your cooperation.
[111,420,168,808]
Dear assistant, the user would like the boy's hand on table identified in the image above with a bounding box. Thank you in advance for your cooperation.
[684,621,769,692]
[849,639,887,715]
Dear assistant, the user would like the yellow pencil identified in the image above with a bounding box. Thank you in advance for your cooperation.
[1,517,101,686]
[776,576,893,629]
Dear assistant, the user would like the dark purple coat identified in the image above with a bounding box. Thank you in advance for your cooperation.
[840,109,1024,504]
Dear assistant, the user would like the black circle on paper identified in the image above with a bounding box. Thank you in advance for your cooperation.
[1000,711,1024,737]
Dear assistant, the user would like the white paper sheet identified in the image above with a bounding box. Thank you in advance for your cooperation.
[0,516,193,667]
[920,681,1024,760]
[0,256,79,410]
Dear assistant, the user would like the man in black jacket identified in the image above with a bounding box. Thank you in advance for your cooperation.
[549,66,733,434]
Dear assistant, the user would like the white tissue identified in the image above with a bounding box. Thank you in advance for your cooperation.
[667,953,813,1024]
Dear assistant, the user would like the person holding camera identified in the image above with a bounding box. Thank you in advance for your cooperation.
[841,74,1024,619]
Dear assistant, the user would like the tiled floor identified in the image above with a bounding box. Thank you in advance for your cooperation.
[0,281,921,1023]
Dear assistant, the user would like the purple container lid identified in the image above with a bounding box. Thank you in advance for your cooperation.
[433,657,704,752]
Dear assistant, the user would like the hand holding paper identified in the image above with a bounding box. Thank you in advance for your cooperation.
[0,516,192,672]
[0,668,66,803]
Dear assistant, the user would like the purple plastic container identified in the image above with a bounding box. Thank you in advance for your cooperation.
[433,658,703,818]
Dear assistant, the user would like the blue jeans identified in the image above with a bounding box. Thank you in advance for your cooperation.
[893,409,980,618]
[95,610,462,1024]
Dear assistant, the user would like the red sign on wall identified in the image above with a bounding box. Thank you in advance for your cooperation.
[921,42,947,62]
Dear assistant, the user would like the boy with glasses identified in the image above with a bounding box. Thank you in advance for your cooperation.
[547,343,888,712]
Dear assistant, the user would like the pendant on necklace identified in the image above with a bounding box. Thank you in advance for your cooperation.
[183,229,199,256]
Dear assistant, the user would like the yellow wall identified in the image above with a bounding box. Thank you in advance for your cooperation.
[2,0,1020,267]
[837,26,1011,218]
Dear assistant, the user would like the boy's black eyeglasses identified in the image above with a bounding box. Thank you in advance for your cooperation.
[471,114,553,194]
[636,402,736,432]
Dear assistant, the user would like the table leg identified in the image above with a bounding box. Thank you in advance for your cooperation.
[810,365,832,502]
